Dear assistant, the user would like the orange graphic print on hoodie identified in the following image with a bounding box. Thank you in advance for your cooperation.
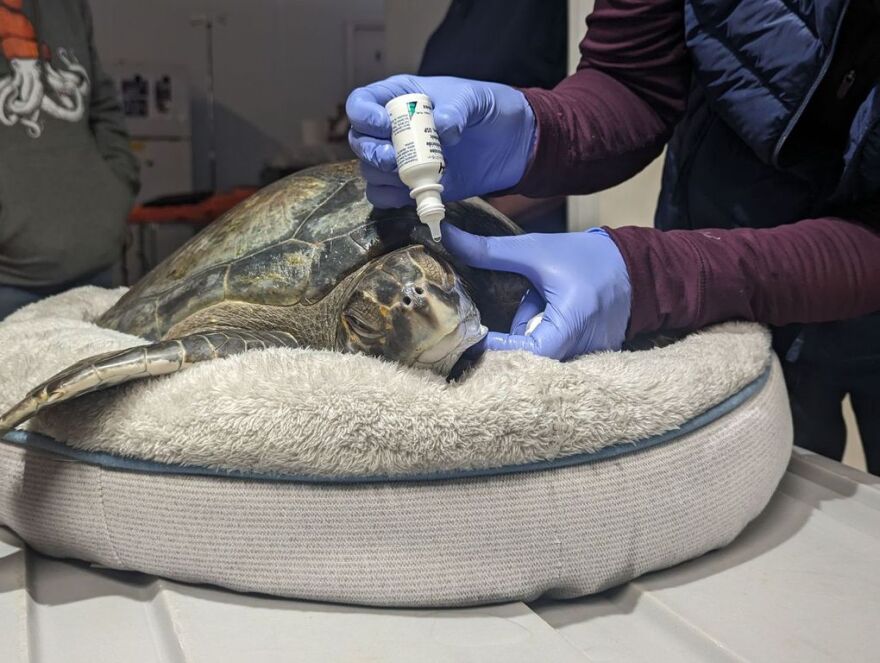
[0,0,90,137]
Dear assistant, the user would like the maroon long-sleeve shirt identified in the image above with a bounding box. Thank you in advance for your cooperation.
[517,0,880,338]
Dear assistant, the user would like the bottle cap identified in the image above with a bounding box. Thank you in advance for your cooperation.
[411,186,445,242]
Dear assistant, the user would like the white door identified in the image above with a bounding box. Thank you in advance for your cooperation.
[348,22,386,90]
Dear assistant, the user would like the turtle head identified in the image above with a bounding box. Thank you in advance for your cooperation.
[338,245,487,375]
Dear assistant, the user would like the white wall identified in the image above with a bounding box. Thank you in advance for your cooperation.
[88,0,383,190]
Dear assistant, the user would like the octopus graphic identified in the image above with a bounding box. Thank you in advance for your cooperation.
[0,0,89,137]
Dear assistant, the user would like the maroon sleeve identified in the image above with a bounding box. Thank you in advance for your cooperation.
[607,218,880,338]
[515,0,689,197]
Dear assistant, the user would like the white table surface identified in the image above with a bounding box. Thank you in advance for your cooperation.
[2,448,878,663]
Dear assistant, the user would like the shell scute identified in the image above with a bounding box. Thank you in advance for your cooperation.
[226,240,315,307]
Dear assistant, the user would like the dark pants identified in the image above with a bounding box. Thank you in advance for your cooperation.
[0,268,114,321]
[778,315,880,476]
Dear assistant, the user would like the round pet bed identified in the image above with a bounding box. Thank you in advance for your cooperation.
[0,287,792,607]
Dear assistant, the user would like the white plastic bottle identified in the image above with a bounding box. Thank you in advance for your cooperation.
[385,93,445,241]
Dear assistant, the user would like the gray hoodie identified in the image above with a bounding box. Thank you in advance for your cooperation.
[0,0,139,287]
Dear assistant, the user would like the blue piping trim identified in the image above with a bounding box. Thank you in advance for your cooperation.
[0,366,771,485]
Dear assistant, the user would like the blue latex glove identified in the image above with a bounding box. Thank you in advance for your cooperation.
[346,75,536,207]
[442,223,632,360]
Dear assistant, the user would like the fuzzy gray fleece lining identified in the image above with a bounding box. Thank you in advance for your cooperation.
[0,287,771,478]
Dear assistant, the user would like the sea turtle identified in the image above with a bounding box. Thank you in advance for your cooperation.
[0,160,529,434]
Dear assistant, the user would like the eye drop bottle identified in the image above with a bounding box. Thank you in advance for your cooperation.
[385,93,446,242]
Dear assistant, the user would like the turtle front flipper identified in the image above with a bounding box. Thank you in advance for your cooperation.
[0,330,299,435]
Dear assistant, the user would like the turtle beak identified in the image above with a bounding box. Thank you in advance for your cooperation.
[414,283,488,375]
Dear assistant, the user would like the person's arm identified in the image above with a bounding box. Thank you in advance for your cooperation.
[346,0,688,208]
[517,0,689,197]
[608,217,880,338]
[81,0,139,195]
[441,214,879,360]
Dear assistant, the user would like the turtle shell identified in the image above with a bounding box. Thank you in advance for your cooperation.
[100,160,526,340]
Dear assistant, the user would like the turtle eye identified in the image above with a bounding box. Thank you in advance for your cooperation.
[344,312,383,340]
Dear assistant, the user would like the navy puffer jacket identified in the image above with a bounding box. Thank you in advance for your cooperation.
[656,0,880,231]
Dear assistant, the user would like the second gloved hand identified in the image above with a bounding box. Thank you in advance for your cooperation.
[442,224,632,360]
[346,75,536,207]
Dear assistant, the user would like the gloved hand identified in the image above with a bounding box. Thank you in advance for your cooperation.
[441,223,632,360]
[346,75,536,207]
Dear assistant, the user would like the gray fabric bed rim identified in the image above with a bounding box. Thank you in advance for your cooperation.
[0,365,770,485]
